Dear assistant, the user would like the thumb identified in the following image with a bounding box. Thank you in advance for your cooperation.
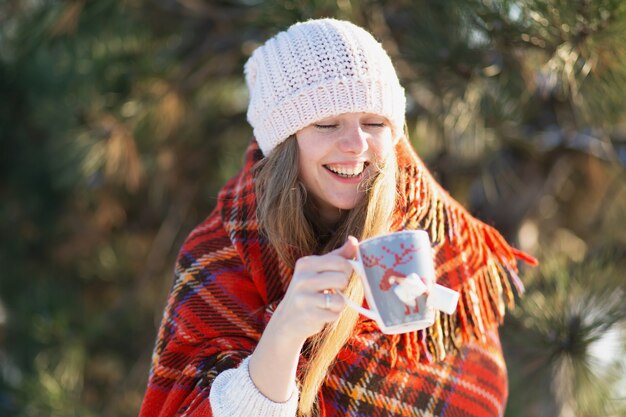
[331,235,359,259]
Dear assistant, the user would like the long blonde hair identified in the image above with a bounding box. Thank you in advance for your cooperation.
[254,134,399,416]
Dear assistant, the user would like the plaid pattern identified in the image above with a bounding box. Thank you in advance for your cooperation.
[139,138,536,417]
[322,323,508,417]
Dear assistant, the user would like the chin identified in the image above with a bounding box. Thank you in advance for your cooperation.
[330,196,363,211]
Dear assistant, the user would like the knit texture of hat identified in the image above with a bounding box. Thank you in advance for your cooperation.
[244,18,406,156]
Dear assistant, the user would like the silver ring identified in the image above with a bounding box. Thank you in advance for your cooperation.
[323,290,332,310]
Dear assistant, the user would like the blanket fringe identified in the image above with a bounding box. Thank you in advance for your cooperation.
[371,138,538,364]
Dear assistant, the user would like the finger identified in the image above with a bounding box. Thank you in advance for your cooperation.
[328,235,359,260]
[297,254,354,275]
[303,271,350,292]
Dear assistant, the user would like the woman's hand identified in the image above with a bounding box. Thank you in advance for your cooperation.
[270,236,358,344]
[248,236,358,403]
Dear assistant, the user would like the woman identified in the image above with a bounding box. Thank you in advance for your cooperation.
[139,18,536,417]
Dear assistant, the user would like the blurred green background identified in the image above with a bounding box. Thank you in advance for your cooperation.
[1,1,625,416]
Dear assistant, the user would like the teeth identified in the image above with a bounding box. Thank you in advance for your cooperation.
[326,163,365,177]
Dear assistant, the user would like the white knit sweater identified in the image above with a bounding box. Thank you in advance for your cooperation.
[209,357,299,417]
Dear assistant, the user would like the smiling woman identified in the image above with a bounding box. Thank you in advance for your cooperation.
[295,112,395,224]
[138,18,536,417]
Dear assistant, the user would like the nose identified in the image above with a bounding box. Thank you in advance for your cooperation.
[337,124,369,154]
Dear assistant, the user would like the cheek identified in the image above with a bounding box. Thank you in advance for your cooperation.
[298,162,313,188]
[371,134,394,160]
[296,144,319,187]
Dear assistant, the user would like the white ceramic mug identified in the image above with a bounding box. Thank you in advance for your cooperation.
[342,230,459,334]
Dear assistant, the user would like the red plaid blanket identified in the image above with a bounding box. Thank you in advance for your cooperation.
[139,137,536,417]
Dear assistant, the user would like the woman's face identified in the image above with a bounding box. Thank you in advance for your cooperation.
[295,112,395,225]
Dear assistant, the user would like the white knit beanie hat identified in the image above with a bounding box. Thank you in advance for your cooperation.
[244,18,406,156]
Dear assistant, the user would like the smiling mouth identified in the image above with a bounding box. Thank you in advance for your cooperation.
[324,162,369,178]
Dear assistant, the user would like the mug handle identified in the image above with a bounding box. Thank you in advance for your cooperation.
[341,259,383,323]
[346,259,366,279]
[339,293,381,322]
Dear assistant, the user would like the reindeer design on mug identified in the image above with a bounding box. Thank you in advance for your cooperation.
[362,243,428,316]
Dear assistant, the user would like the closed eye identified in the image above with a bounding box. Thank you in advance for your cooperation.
[365,123,385,127]
[314,124,337,129]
